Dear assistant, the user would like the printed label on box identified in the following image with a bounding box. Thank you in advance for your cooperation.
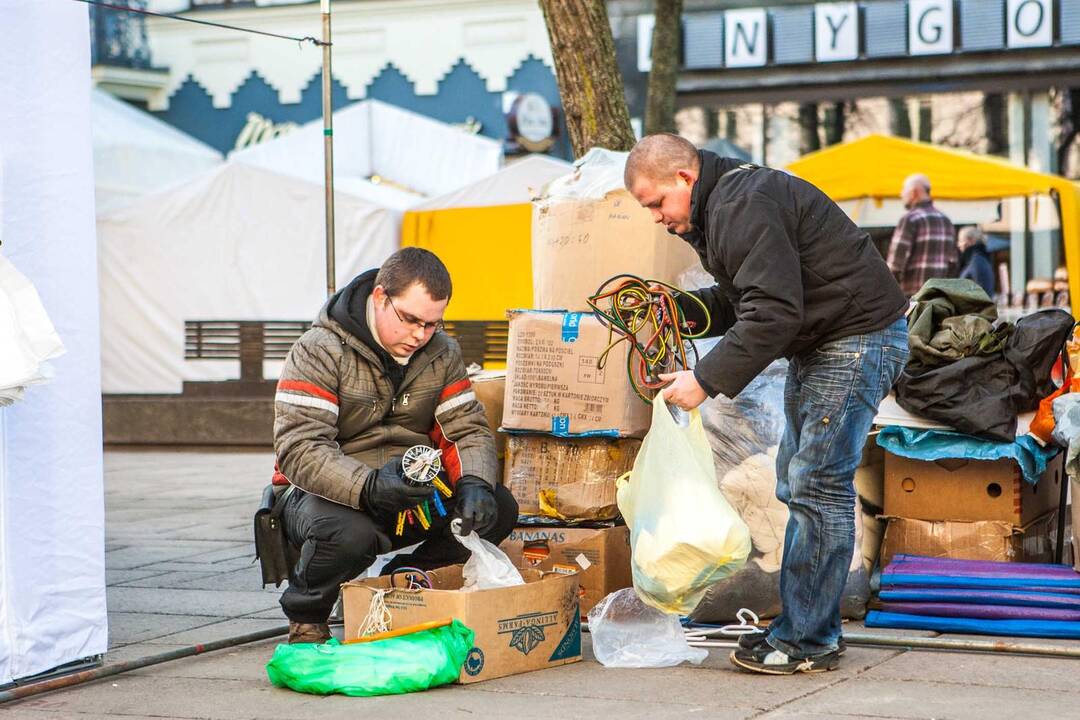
[577,356,605,384]
[498,611,560,656]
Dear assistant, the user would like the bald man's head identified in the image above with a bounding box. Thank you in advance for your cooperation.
[624,133,700,188]
[625,134,701,235]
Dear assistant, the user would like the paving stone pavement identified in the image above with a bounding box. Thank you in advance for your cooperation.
[4,449,1079,719]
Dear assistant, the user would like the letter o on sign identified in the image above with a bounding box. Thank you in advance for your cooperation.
[1007,0,1052,47]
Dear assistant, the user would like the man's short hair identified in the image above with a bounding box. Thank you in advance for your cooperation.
[375,247,452,301]
[624,133,700,189]
[902,173,931,195]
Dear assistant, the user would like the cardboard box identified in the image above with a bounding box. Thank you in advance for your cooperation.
[883,452,1063,525]
[505,434,640,519]
[471,370,506,464]
[531,190,700,311]
[879,512,1057,568]
[502,310,650,438]
[500,525,632,615]
[342,565,581,684]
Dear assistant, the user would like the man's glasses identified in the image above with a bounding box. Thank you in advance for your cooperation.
[387,296,445,333]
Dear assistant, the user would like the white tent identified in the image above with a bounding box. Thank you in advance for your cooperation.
[91,87,222,214]
[408,154,571,211]
[0,2,106,685]
[98,162,398,394]
[230,98,503,203]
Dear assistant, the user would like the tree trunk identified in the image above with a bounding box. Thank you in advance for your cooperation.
[538,0,636,157]
[918,100,933,143]
[798,103,820,154]
[889,97,912,138]
[644,0,683,134]
[824,101,845,146]
[1055,88,1080,177]
[983,93,1007,156]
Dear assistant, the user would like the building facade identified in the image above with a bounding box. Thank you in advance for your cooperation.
[96,0,570,158]
[608,0,1080,295]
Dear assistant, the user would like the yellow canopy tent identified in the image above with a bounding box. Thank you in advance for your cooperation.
[400,154,571,321]
[786,134,1080,316]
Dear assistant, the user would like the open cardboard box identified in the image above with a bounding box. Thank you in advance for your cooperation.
[500,524,632,615]
[342,564,581,683]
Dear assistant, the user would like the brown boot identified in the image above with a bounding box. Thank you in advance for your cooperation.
[288,622,331,644]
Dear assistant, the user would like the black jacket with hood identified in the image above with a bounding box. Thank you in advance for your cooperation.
[680,151,908,398]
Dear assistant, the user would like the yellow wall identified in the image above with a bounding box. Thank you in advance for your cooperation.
[401,203,533,321]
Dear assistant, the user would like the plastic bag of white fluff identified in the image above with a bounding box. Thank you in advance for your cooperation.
[617,395,752,614]
[455,531,525,591]
[587,588,707,668]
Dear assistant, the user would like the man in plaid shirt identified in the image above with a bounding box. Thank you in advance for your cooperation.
[887,173,958,296]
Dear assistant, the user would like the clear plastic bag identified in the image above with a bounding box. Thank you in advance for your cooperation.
[696,353,788,480]
[587,588,707,668]
[616,395,752,614]
[455,531,525,591]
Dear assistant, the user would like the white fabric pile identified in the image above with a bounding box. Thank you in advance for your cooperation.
[0,253,65,405]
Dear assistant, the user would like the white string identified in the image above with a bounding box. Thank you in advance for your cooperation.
[355,588,392,638]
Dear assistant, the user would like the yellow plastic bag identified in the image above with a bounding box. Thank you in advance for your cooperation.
[617,395,752,614]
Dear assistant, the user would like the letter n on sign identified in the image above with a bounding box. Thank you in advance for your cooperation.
[724,8,768,67]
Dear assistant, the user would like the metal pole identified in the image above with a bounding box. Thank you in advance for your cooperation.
[0,626,289,704]
[322,0,336,297]
[843,631,1080,659]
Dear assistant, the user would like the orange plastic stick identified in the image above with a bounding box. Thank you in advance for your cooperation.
[343,617,454,644]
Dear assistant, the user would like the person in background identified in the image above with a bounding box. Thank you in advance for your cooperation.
[957,226,995,298]
[886,173,957,296]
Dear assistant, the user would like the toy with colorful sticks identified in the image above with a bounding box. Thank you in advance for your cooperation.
[395,445,454,536]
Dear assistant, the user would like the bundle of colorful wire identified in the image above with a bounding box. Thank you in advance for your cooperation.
[587,274,711,403]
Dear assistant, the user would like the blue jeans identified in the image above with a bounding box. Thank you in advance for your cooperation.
[768,318,909,658]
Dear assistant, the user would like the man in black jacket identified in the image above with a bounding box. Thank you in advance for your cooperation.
[625,134,910,674]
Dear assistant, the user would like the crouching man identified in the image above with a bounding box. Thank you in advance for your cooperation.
[274,247,517,644]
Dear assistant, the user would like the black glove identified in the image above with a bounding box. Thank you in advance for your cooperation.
[360,457,434,519]
[452,476,497,536]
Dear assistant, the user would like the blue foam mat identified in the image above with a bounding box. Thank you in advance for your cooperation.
[880,588,1080,609]
[866,610,1080,639]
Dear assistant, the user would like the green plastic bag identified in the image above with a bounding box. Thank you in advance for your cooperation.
[265,620,475,697]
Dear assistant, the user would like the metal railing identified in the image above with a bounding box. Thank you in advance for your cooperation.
[184,319,509,377]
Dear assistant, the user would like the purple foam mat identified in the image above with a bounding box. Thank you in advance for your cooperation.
[880,588,1080,608]
[883,555,1080,588]
[879,602,1080,622]
[888,554,1080,578]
